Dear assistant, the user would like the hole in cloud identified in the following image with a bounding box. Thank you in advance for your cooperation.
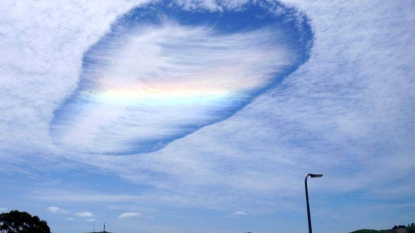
[50,1,313,155]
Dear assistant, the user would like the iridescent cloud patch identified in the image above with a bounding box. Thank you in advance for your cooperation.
[50,1,313,155]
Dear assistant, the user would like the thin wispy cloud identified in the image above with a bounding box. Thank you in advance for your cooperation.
[226,210,247,217]
[74,212,93,217]
[233,211,246,216]
[118,212,142,218]
[47,206,69,214]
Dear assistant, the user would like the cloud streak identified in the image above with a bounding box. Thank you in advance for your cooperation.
[74,212,93,217]
[47,206,69,214]
[118,212,142,218]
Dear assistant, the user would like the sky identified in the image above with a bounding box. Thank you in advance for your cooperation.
[0,0,414,233]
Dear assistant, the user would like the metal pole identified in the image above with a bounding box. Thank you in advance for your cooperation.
[305,174,312,233]
[305,173,323,233]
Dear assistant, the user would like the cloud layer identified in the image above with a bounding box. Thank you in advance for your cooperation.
[50,1,312,155]
[0,0,414,233]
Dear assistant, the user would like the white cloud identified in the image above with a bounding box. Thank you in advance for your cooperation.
[118,212,142,218]
[85,218,95,222]
[225,210,248,218]
[233,211,246,215]
[47,206,69,214]
[74,212,93,217]
[66,217,74,221]
[0,207,7,212]
[229,211,247,217]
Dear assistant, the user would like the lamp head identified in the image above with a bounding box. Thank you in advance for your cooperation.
[309,173,323,178]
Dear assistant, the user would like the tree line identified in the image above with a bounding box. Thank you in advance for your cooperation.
[0,210,50,233]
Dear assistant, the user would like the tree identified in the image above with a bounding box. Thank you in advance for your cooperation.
[0,210,50,233]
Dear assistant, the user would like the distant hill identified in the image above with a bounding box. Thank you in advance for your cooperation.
[350,230,389,233]
[350,226,415,233]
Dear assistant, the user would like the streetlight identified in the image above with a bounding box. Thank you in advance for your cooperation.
[305,173,323,233]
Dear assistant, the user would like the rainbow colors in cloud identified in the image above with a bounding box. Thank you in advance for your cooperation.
[50,1,313,155]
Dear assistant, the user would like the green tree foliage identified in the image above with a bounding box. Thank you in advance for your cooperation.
[0,210,50,233]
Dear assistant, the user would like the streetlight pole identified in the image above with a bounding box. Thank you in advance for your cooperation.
[305,173,323,233]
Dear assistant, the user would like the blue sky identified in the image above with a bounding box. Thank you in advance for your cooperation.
[0,1,414,233]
